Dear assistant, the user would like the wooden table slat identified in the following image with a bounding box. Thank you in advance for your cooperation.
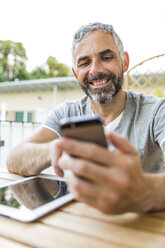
[40,210,165,248]
[60,202,165,234]
[0,171,24,181]
[0,216,124,248]
[0,178,15,186]
[0,235,31,248]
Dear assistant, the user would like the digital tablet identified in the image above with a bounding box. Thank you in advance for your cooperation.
[0,176,74,222]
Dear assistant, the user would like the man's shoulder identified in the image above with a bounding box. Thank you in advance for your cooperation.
[53,94,91,117]
[127,90,165,106]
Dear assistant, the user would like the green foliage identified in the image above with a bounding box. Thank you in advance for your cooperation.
[46,56,70,77]
[0,40,27,81]
[31,67,47,79]
[0,60,6,82]
[13,67,32,81]
[0,40,71,82]
[153,89,165,98]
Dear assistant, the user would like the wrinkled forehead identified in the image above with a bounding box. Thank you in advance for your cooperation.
[74,30,119,62]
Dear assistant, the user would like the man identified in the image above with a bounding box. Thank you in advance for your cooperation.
[7,23,165,214]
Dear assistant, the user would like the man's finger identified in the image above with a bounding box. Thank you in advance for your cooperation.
[66,171,119,213]
[56,137,116,166]
[51,139,64,177]
[58,153,129,190]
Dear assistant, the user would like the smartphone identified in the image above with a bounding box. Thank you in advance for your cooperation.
[60,115,107,148]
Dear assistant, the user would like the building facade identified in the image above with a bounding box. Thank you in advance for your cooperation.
[0,77,84,123]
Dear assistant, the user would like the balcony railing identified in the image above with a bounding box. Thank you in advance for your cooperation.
[0,121,54,174]
[0,121,41,169]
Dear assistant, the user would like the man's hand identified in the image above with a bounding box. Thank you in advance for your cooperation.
[51,139,65,178]
[52,133,161,214]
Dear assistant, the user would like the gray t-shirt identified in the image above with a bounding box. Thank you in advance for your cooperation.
[43,90,165,173]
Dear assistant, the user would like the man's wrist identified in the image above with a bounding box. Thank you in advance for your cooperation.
[141,173,165,212]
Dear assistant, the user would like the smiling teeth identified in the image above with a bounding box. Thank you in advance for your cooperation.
[92,80,107,86]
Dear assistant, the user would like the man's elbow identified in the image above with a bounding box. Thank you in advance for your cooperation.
[6,153,35,177]
[6,152,17,173]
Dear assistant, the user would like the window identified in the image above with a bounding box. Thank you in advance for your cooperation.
[27,112,32,122]
[15,111,33,122]
[15,112,24,122]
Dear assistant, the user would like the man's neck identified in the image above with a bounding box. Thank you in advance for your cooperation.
[90,89,126,126]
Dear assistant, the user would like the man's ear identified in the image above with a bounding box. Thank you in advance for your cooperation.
[72,67,77,79]
[123,52,129,72]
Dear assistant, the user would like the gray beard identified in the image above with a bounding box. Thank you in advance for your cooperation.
[79,69,124,104]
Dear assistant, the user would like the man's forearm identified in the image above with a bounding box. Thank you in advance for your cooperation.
[7,142,52,176]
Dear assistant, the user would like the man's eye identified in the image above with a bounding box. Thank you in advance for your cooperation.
[78,62,89,67]
[103,56,114,60]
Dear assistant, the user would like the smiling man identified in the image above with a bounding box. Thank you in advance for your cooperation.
[7,23,165,214]
[73,30,125,105]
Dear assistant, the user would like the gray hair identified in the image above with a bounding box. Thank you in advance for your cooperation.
[72,22,124,68]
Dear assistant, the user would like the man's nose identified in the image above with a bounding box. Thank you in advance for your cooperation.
[89,60,103,76]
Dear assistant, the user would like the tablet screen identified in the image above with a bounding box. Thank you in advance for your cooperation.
[0,177,69,210]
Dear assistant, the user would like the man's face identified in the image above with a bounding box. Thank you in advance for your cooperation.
[74,30,124,104]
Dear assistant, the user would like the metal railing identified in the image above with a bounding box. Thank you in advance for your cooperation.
[0,121,40,168]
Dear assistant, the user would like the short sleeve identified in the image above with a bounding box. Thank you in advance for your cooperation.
[40,97,88,136]
[153,98,165,152]
[41,103,66,136]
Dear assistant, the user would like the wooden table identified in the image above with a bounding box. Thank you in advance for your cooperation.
[1,170,165,248]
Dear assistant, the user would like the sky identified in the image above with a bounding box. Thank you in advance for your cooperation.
[0,0,165,72]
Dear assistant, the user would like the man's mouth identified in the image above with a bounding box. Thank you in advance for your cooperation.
[89,79,110,88]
